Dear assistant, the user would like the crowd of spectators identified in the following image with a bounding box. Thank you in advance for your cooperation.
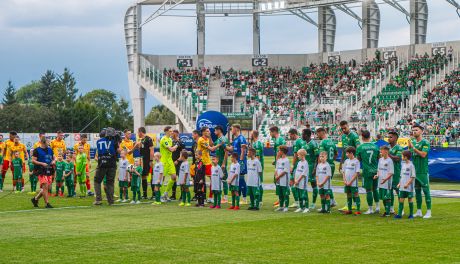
[163,68,210,96]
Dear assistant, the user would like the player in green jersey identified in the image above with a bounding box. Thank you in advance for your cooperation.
[270,126,286,207]
[64,153,75,197]
[75,146,87,197]
[388,131,403,214]
[316,127,338,209]
[288,128,304,208]
[251,130,265,203]
[212,126,229,203]
[356,130,380,214]
[302,129,319,209]
[408,124,432,219]
[339,121,360,172]
[11,152,23,193]
[160,126,179,201]
[54,154,66,196]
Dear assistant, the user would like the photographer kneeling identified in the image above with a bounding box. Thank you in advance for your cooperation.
[94,128,121,206]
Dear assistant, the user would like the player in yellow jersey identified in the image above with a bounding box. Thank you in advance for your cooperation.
[74,134,94,196]
[33,133,46,150]
[9,136,28,191]
[197,127,215,202]
[50,131,67,158]
[0,134,6,191]
[160,126,178,201]
[1,131,17,192]
[120,129,135,164]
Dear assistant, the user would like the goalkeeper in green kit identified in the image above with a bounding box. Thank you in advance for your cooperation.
[408,125,432,219]
[356,130,380,214]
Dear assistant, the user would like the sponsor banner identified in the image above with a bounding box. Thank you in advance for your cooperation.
[196,110,229,142]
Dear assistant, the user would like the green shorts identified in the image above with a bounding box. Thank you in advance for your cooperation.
[379,188,391,200]
[180,184,190,188]
[247,186,260,196]
[344,186,359,194]
[13,173,23,180]
[55,176,64,183]
[399,191,414,199]
[119,181,129,188]
[230,185,239,192]
[363,177,378,190]
[131,186,140,192]
[278,186,290,196]
[319,188,332,196]
[77,174,86,184]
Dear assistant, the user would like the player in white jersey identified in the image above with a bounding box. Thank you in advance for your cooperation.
[375,146,394,217]
[316,151,332,213]
[116,150,130,202]
[151,153,164,205]
[395,150,417,219]
[227,153,241,210]
[294,149,309,213]
[177,151,191,206]
[210,155,224,209]
[274,146,290,212]
[246,148,263,210]
[342,147,361,215]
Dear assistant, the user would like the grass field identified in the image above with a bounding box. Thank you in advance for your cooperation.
[1,157,460,263]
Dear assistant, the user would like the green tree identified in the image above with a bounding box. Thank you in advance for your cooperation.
[37,70,56,107]
[2,80,17,106]
[145,105,175,125]
[56,68,78,107]
[16,81,40,104]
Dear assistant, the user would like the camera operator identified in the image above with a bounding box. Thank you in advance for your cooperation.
[135,127,154,199]
[93,128,121,206]
[31,135,55,208]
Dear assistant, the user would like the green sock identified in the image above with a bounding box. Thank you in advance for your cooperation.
[398,201,404,216]
[217,193,221,206]
[385,200,390,214]
[186,191,191,203]
[79,184,84,195]
[182,190,186,203]
[61,186,64,193]
[390,189,395,207]
[255,194,259,208]
[321,198,325,211]
[232,194,235,206]
[120,189,123,199]
[223,182,228,196]
[373,188,380,203]
[353,196,361,211]
[213,192,218,206]
[285,195,289,208]
[330,191,334,201]
[292,186,299,202]
[423,186,432,210]
[299,199,304,209]
[0,178,3,190]
[366,191,373,206]
[326,199,331,212]
[156,190,161,202]
[125,190,129,200]
[312,187,318,204]
[347,197,353,211]
[305,193,309,208]
[56,185,60,193]
[236,196,240,206]
[259,186,264,202]
[17,182,22,191]
[409,201,414,216]
[278,194,284,208]
[133,191,137,201]
[415,188,423,209]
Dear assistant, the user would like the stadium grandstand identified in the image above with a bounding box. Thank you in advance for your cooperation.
[125,0,460,146]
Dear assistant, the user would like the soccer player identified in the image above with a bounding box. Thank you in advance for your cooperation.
[11,151,23,193]
[288,128,303,208]
[408,124,432,219]
[194,150,206,207]
[210,155,224,209]
[250,130,264,203]
[302,129,319,209]
[120,129,135,165]
[226,124,248,204]
[316,152,332,213]
[0,134,4,192]
[375,146,394,217]
[246,148,262,210]
[10,136,28,192]
[197,127,214,202]
[170,129,185,200]
[151,153,164,205]
[339,121,360,172]
[116,150,130,203]
[50,131,67,195]
[275,145,290,212]
[388,131,403,214]
[74,134,93,196]
[342,147,361,215]
[395,151,416,219]
[269,126,285,207]
[316,127,338,209]
[135,127,154,200]
[1,131,16,192]
[33,133,46,150]
[356,130,380,214]
[212,126,229,203]
[294,149,309,213]
[160,126,178,201]
[75,145,87,197]
[227,152,241,210]
[28,149,38,194]
[54,154,66,197]
[177,150,191,206]
[64,153,75,197]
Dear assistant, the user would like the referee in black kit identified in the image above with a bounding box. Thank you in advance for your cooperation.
[135,127,154,199]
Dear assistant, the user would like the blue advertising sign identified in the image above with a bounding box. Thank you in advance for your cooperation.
[196,110,229,141]
[179,133,194,151]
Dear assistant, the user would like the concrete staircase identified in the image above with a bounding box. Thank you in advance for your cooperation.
[207,78,221,111]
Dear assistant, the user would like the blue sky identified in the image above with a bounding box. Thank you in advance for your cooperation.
[0,0,459,110]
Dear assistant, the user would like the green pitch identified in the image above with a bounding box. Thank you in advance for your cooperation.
[1,158,460,263]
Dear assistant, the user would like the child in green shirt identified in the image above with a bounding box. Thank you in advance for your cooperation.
[11,152,23,193]
[64,153,75,197]
[54,154,66,197]
[76,146,87,197]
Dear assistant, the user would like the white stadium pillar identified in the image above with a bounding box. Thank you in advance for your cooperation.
[362,0,380,49]
[197,0,206,67]
[410,0,428,45]
[318,6,336,53]
[253,0,261,55]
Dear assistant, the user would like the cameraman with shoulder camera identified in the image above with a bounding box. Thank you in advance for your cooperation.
[93,128,121,206]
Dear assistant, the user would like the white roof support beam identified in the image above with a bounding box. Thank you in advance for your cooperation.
[335,4,362,28]
[445,0,460,17]
[289,9,318,27]
[140,0,186,27]
[382,0,410,23]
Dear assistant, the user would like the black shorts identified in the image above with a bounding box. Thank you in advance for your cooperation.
[142,159,151,177]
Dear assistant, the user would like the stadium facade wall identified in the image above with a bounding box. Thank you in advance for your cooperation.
[143,40,460,70]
